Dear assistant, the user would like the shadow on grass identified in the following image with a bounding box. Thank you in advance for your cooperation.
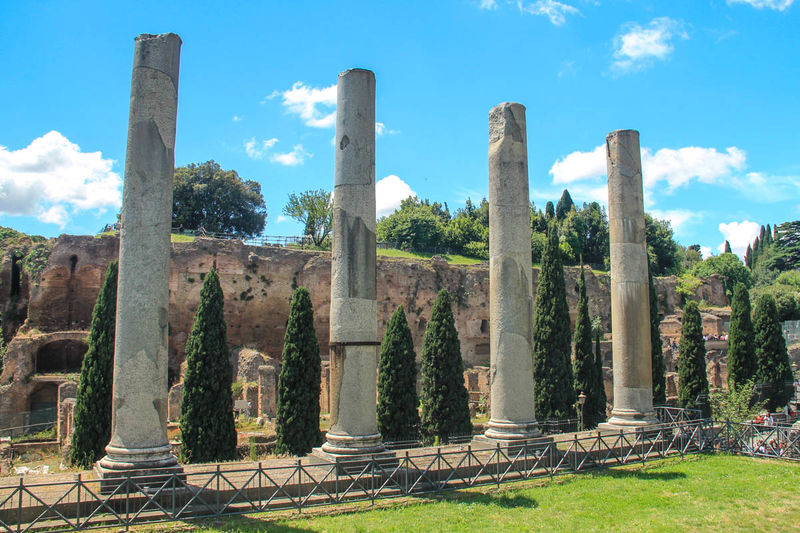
[420,489,538,509]
[591,468,687,482]
[187,514,317,533]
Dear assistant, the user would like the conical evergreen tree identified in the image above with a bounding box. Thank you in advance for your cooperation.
[727,282,756,390]
[649,271,667,405]
[179,268,237,463]
[753,294,794,412]
[745,244,752,268]
[275,287,322,455]
[545,201,555,219]
[724,241,732,254]
[377,305,420,442]
[572,267,600,429]
[765,225,772,245]
[533,220,576,419]
[555,189,574,221]
[419,289,472,443]
[69,261,117,468]
[677,301,710,416]
[593,324,607,421]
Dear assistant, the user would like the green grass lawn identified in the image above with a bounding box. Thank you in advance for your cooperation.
[141,454,800,532]
[377,248,483,265]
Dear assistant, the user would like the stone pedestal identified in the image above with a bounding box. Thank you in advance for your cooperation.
[598,129,659,432]
[96,33,183,483]
[315,69,387,461]
[476,103,542,447]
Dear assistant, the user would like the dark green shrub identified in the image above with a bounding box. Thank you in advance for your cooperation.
[377,306,420,441]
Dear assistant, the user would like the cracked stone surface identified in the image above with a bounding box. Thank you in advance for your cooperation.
[98,33,182,473]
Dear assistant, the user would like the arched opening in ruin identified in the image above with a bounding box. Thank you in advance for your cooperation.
[28,382,59,432]
[69,255,78,275]
[35,340,88,374]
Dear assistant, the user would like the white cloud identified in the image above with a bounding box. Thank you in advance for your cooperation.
[718,220,761,257]
[232,115,242,122]
[275,215,287,223]
[548,143,746,191]
[376,122,399,136]
[270,144,311,166]
[244,137,279,159]
[260,90,279,104]
[612,17,688,72]
[727,0,793,11]
[700,246,712,259]
[550,145,606,184]
[729,172,800,202]
[376,175,416,218]
[649,208,700,237]
[0,131,121,227]
[517,0,580,26]
[480,0,498,9]
[281,82,337,128]
[642,146,746,190]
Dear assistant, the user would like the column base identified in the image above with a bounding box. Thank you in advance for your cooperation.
[598,409,661,437]
[312,430,396,474]
[473,420,550,453]
[96,444,183,494]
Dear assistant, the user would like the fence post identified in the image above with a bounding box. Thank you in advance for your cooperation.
[404,451,409,495]
[216,464,221,515]
[496,444,501,487]
[258,462,263,509]
[75,474,81,528]
[17,477,23,533]
[297,459,302,513]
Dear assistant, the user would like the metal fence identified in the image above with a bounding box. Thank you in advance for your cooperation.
[0,408,58,439]
[1,417,798,532]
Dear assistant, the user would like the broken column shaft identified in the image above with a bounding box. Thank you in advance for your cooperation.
[481,102,542,444]
[320,68,384,456]
[97,33,182,479]
[600,129,659,430]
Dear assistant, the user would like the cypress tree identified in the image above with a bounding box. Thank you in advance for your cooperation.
[179,268,237,463]
[555,189,574,221]
[275,287,322,455]
[753,294,793,412]
[419,289,472,443]
[677,301,710,416]
[650,271,667,405]
[594,325,607,421]
[765,225,772,245]
[545,201,555,219]
[69,261,117,468]
[745,244,752,268]
[572,267,600,428]
[727,282,756,390]
[724,241,732,254]
[377,305,420,442]
[532,220,576,420]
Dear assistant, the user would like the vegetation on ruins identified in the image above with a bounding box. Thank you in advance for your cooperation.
[532,221,576,420]
[677,301,710,416]
[691,251,752,300]
[649,271,667,405]
[179,268,237,463]
[172,161,267,237]
[572,267,602,429]
[377,305,420,441]
[282,189,333,247]
[69,261,117,468]
[592,318,607,419]
[710,380,765,424]
[753,293,794,412]
[419,289,472,443]
[275,286,322,456]
[727,282,757,390]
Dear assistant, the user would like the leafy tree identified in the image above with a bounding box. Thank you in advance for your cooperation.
[753,294,794,412]
[645,214,681,276]
[710,380,765,424]
[179,269,237,463]
[545,201,555,219]
[377,306,420,441]
[773,220,800,271]
[377,197,448,251]
[724,241,732,254]
[283,189,332,247]
[444,197,489,258]
[592,318,607,421]
[580,202,609,267]
[531,232,547,264]
[69,261,117,468]
[650,271,667,405]
[555,189,574,221]
[727,283,757,390]
[677,301,709,417]
[173,160,267,237]
[680,244,703,272]
[692,252,752,300]
[572,267,601,429]
[419,289,472,443]
[275,287,322,455]
[532,220,576,419]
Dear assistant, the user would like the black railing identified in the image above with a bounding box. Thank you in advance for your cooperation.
[2,417,799,532]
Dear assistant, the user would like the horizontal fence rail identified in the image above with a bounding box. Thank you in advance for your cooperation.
[1,417,799,532]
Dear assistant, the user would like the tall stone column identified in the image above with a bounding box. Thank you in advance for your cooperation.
[97,33,183,479]
[480,103,541,444]
[599,129,659,430]
[319,69,384,457]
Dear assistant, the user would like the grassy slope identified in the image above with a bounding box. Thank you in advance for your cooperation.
[377,248,483,265]
[153,455,800,532]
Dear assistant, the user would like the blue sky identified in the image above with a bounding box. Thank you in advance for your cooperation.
[1,0,798,258]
